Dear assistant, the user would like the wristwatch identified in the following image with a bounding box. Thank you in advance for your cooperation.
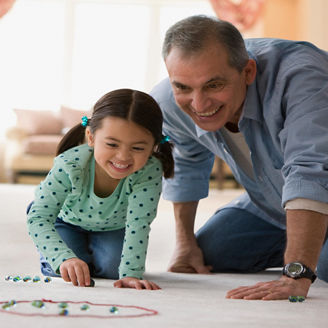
[282,262,317,283]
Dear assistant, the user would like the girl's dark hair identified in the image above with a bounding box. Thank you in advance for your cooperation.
[56,88,174,178]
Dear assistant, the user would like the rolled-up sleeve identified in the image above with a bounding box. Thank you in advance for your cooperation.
[278,49,328,207]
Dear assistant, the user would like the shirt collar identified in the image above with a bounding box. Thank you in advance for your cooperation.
[240,79,263,123]
[195,124,209,137]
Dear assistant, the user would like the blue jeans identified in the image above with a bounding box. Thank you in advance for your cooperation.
[27,203,125,279]
[195,207,328,282]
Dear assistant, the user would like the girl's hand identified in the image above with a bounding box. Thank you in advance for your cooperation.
[113,277,161,290]
[59,257,91,287]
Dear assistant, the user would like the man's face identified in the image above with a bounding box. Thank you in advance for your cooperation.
[165,43,256,132]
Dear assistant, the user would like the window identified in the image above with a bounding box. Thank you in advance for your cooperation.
[0,0,66,128]
[0,0,213,133]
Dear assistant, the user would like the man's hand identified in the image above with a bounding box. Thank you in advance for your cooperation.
[168,201,212,274]
[114,277,161,290]
[60,257,91,287]
[168,241,212,274]
[226,275,311,300]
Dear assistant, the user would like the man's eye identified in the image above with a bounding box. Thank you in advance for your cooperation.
[175,84,189,91]
[206,83,224,90]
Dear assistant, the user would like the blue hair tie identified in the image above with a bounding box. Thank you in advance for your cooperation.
[81,116,88,127]
[160,135,170,144]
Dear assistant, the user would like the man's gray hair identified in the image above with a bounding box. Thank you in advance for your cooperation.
[162,15,249,72]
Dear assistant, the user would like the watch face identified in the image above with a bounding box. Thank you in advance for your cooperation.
[287,263,303,277]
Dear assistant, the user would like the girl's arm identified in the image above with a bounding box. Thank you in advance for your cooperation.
[27,156,80,276]
[115,157,162,289]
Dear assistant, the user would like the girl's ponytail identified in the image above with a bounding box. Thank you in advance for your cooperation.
[56,118,88,156]
[153,136,174,179]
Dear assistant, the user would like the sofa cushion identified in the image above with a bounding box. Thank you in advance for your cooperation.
[23,135,63,155]
[61,105,91,131]
[14,109,63,135]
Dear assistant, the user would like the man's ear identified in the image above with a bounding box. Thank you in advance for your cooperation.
[86,128,94,147]
[244,59,257,85]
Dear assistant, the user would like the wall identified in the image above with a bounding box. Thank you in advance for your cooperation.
[262,0,328,50]
[0,142,6,182]
[298,0,328,50]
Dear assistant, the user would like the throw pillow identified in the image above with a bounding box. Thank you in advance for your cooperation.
[14,109,63,135]
[61,105,91,131]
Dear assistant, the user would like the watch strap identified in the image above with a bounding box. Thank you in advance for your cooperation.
[282,262,317,283]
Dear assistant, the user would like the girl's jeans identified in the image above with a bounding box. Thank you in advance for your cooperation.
[27,202,124,279]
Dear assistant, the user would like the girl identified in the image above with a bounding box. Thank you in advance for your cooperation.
[27,89,174,290]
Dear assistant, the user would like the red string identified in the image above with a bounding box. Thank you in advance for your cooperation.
[0,299,158,319]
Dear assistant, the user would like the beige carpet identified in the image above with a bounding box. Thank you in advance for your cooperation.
[0,183,327,327]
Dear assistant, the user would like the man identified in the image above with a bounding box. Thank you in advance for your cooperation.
[151,15,328,300]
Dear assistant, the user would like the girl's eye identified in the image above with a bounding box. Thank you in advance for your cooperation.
[132,147,145,151]
[106,143,118,148]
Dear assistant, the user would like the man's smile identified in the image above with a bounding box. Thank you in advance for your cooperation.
[191,105,223,118]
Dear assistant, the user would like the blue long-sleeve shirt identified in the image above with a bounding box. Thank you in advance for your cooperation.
[151,38,328,229]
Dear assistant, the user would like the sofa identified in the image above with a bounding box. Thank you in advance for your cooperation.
[5,106,90,184]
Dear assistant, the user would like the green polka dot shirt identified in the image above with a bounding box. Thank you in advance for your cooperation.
[27,144,163,279]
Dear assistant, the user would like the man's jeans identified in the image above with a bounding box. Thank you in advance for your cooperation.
[196,207,328,282]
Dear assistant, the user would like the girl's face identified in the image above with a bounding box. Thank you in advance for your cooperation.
[86,116,155,180]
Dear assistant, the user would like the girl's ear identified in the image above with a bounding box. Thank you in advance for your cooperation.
[86,127,94,147]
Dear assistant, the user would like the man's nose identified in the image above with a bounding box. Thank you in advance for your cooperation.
[191,91,210,112]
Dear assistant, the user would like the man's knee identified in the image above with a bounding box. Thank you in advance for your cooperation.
[196,208,285,273]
